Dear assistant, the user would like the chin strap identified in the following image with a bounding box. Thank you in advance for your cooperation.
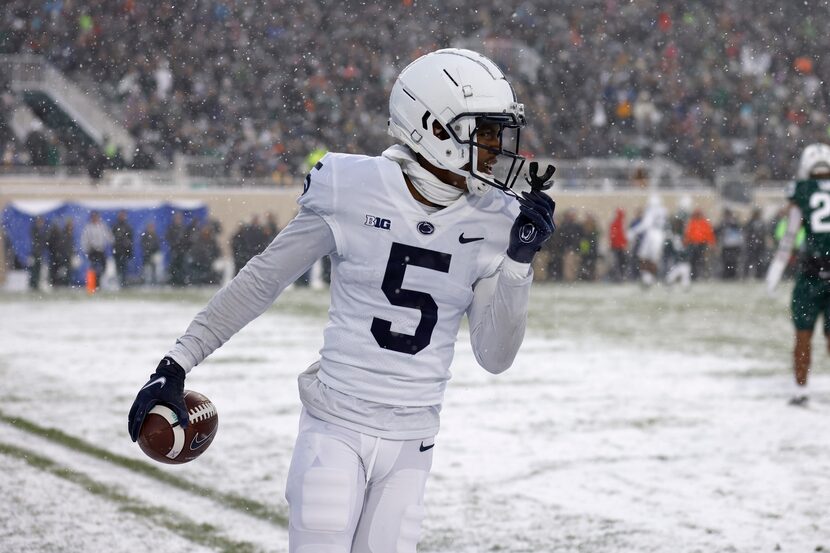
[466,175,491,196]
[382,145,465,206]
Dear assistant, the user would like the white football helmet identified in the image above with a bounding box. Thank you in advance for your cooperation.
[797,143,830,179]
[388,48,526,194]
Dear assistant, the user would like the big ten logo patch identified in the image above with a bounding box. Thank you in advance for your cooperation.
[365,215,392,230]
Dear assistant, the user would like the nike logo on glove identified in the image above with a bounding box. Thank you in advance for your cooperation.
[459,233,484,244]
[419,441,435,452]
[140,376,166,391]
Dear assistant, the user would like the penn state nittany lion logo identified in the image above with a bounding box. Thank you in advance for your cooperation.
[519,222,537,243]
[417,221,435,235]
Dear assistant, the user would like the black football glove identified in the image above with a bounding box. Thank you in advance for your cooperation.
[506,190,556,264]
[128,357,189,442]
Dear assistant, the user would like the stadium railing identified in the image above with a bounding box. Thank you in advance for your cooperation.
[0,54,135,162]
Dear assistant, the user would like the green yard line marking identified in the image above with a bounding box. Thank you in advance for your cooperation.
[0,411,288,527]
[0,441,263,553]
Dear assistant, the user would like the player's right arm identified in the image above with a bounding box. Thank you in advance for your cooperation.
[167,157,337,370]
[129,160,337,441]
[129,209,334,440]
[166,207,336,371]
[766,202,802,293]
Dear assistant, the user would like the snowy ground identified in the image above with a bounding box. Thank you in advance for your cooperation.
[0,280,828,553]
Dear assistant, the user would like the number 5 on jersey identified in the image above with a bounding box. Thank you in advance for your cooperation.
[371,242,452,355]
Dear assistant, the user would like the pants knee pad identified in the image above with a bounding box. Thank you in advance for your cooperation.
[397,504,425,552]
[297,467,353,533]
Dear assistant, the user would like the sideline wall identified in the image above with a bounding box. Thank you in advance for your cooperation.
[0,180,787,285]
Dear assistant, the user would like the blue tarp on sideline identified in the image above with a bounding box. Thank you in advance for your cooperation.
[2,199,209,285]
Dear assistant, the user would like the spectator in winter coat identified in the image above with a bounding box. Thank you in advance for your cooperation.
[579,215,600,281]
[265,212,280,241]
[165,213,190,286]
[60,219,77,286]
[231,222,248,275]
[188,225,221,285]
[141,222,162,284]
[608,208,629,282]
[242,215,270,262]
[557,210,583,282]
[112,210,134,288]
[743,208,769,279]
[715,208,743,279]
[28,216,47,290]
[47,220,67,286]
[44,219,77,287]
[684,209,716,280]
[81,211,113,289]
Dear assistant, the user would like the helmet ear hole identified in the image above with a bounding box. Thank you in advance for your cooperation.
[432,120,450,141]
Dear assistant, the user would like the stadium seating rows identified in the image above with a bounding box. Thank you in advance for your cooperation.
[1,1,828,182]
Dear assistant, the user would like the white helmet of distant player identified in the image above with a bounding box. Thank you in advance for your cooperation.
[797,143,830,179]
[388,48,526,195]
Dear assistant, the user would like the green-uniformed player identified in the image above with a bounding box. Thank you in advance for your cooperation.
[767,143,830,405]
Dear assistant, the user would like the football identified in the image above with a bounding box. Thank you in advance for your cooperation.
[137,390,218,464]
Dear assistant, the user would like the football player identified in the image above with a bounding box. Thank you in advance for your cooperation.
[128,49,555,553]
[767,142,830,406]
[627,194,667,287]
[664,216,692,290]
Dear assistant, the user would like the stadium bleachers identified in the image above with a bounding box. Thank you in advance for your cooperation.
[1,1,828,183]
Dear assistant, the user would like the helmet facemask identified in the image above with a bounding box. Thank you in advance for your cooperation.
[446,114,525,196]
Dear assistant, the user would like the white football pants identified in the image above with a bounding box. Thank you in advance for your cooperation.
[285,408,434,553]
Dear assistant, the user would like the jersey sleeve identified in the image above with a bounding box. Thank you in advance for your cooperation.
[166,208,336,371]
[297,153,344,255]
[467,257,533,374]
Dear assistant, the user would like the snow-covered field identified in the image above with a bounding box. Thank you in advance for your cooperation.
[1,280,828,553]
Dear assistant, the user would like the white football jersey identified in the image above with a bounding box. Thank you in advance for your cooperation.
[299,152,518,407]
[629,201,667,263]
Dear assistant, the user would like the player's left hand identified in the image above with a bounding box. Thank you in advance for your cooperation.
[506,190,556,264]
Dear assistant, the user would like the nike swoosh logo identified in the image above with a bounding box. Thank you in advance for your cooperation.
[190,428,217,450]
[459,233,484,244]
[140,376,166,391]
[419,441,435,452]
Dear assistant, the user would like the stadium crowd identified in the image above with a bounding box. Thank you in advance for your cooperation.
[1,1,829,182]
